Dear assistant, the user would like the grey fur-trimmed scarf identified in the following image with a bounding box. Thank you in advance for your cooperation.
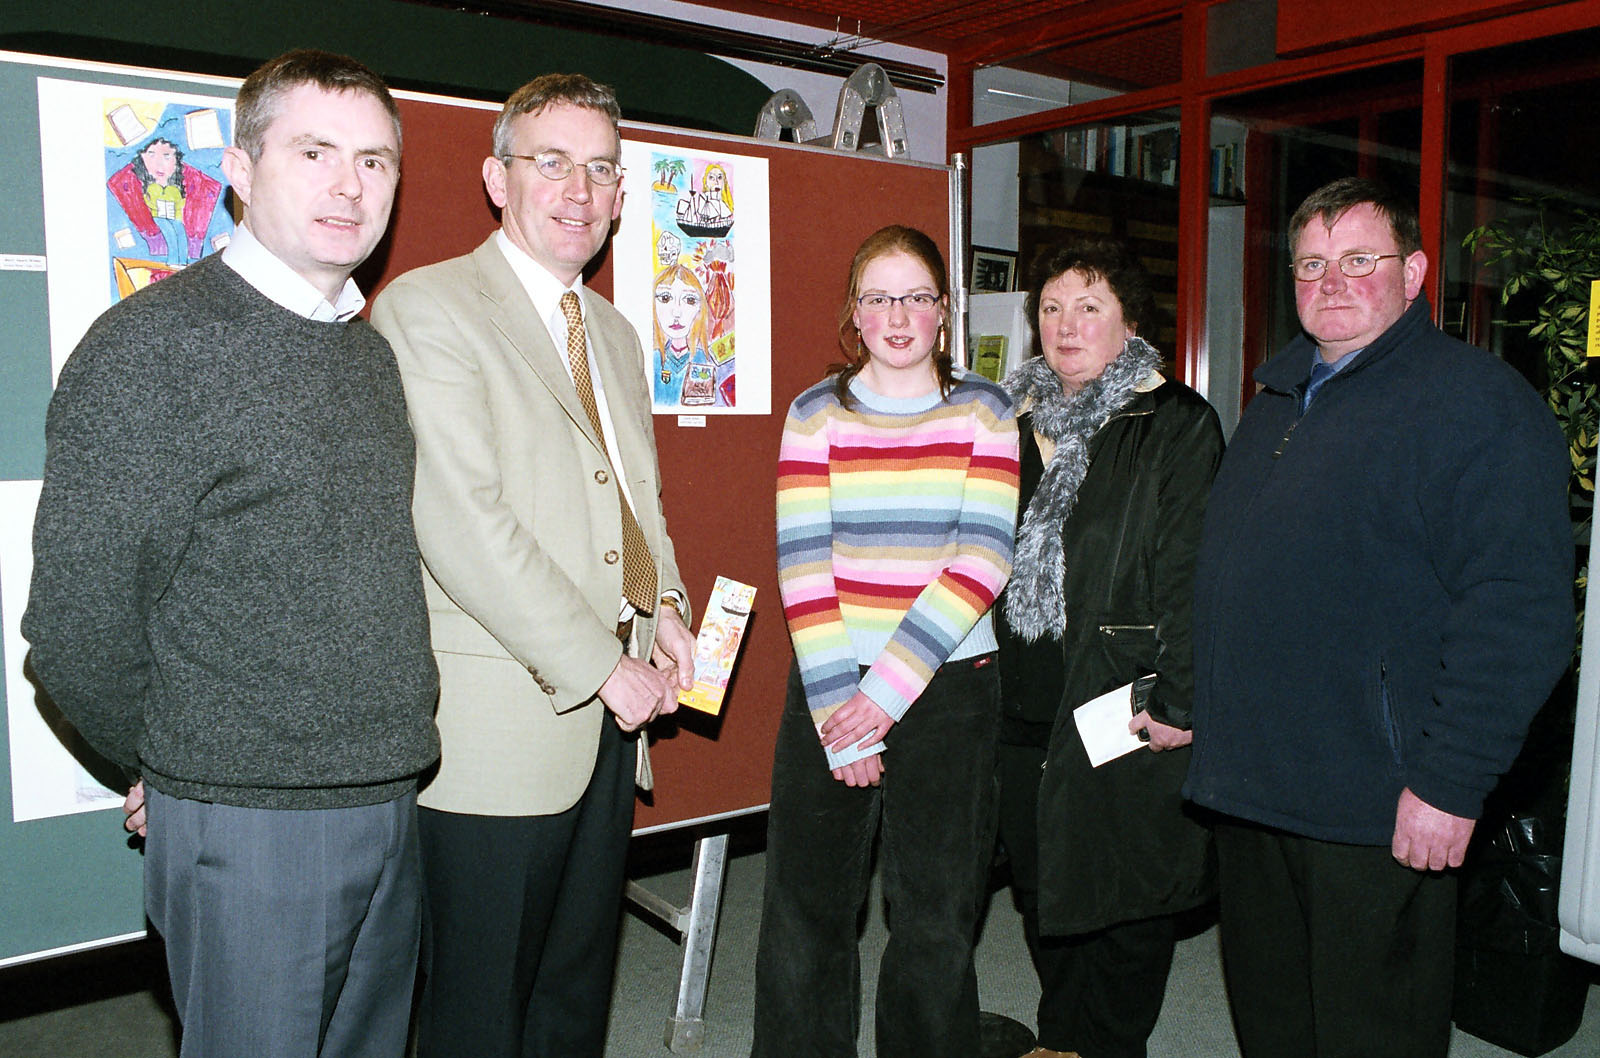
[1001,336,1162,641]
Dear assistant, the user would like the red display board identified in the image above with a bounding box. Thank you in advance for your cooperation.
[372,95,954,832]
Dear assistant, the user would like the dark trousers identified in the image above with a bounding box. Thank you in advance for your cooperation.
[143,786,421,1058]
[751,658,1001,1058]
[1214,819,1457,1058]
[997,738,1177,1058]
[414,720,636,1058]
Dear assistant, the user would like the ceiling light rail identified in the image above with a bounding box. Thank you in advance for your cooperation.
[408,0,944,93]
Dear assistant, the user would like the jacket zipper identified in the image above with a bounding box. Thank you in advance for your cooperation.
[1274,364,1343,458]
[1102,406,1154,428]
[1272,418,1299,458]
[1380,659,1403,763]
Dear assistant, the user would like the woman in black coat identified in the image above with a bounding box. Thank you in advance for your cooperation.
[996,236,1223,1058]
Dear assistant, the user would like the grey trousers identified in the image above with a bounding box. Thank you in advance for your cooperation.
[144,785,422,1058]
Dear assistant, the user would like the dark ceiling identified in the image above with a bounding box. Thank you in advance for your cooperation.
[669,0,1144,48]
[414,0,1186,93]
[691,0,1098,45]
[690,0,1182,79]
[643,0,1187,89]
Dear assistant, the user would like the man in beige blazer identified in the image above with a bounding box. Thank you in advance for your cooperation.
[371,73,695,1058]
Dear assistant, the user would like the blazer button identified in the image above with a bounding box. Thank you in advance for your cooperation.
[604,550,619,564]
[594,469,609,485]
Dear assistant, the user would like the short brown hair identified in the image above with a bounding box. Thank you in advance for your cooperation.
[1289,177,1422,256]
[492,74,622,159]
[234,49,401,161]
[832,225,953,407]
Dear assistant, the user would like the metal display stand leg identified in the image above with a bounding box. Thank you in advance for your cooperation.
[624,832,730,1054]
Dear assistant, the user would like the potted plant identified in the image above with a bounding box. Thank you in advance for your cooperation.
[1465,197,1596,650]
[1454,198,1598,1057]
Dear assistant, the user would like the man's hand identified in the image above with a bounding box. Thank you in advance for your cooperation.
[1129,710,1193,751]
[598,654,674,732]
[831,753,884,788]
[650,605,696,695]
[819,691,895,754]
[1392,787,1476,871]
[123,779,147,837]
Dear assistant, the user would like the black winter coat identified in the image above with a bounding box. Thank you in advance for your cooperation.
[997,377,1223,936]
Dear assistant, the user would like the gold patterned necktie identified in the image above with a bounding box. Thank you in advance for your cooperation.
[559,291,658,614]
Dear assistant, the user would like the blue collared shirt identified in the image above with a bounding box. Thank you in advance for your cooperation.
[1300,345,1362,414]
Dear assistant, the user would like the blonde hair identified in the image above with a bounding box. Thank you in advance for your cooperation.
[651,263,709,353]
[702,163,734,211]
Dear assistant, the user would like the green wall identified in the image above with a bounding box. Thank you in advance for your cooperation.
[0,0,773,133]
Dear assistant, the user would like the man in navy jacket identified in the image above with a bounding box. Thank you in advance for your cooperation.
[1186,177,1573,1058]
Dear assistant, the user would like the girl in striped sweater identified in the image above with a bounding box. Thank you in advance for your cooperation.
[751,226,1021,1058]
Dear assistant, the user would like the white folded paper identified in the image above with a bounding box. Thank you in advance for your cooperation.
[1073,679,1150,767]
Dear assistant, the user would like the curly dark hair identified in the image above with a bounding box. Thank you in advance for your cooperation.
[131,137,186,197]
[1023,235,1158,339]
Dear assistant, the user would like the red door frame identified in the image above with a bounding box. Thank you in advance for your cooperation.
[946,0,1600,398]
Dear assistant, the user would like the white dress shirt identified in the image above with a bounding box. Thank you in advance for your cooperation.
[494,230,649,623]
[221,223,366,322]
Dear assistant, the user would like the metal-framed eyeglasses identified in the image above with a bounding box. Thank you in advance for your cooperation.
[502,150,623,186]
[855,292,942,314]
[1291,252,1404,282]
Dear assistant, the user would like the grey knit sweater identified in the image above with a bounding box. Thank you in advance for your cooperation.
[23,254,440,809]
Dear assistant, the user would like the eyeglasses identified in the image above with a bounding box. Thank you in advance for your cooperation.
[502,151,623,186]
[1291,252,1403,282]
[856,292,941,314]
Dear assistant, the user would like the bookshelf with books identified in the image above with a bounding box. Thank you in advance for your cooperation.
[1210,140,1244,199]
[1017,129,1182,352]
[1210,118,1249,201]
[1041,120,1180,188]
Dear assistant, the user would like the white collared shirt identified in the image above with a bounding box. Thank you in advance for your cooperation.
[221,223,366,322]
[494,230,646,622]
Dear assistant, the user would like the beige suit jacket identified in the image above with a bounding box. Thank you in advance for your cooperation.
[372,236,687,816]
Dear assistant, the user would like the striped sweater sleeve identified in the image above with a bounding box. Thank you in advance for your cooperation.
[855,386,1019,720]
[775,386,861,728]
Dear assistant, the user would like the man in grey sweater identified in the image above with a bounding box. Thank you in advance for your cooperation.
[22,50,439,1058]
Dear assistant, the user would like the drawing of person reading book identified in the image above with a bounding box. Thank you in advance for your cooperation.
[107,136,222,267]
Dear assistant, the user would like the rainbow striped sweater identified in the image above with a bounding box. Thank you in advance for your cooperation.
[776,371,1020,764]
